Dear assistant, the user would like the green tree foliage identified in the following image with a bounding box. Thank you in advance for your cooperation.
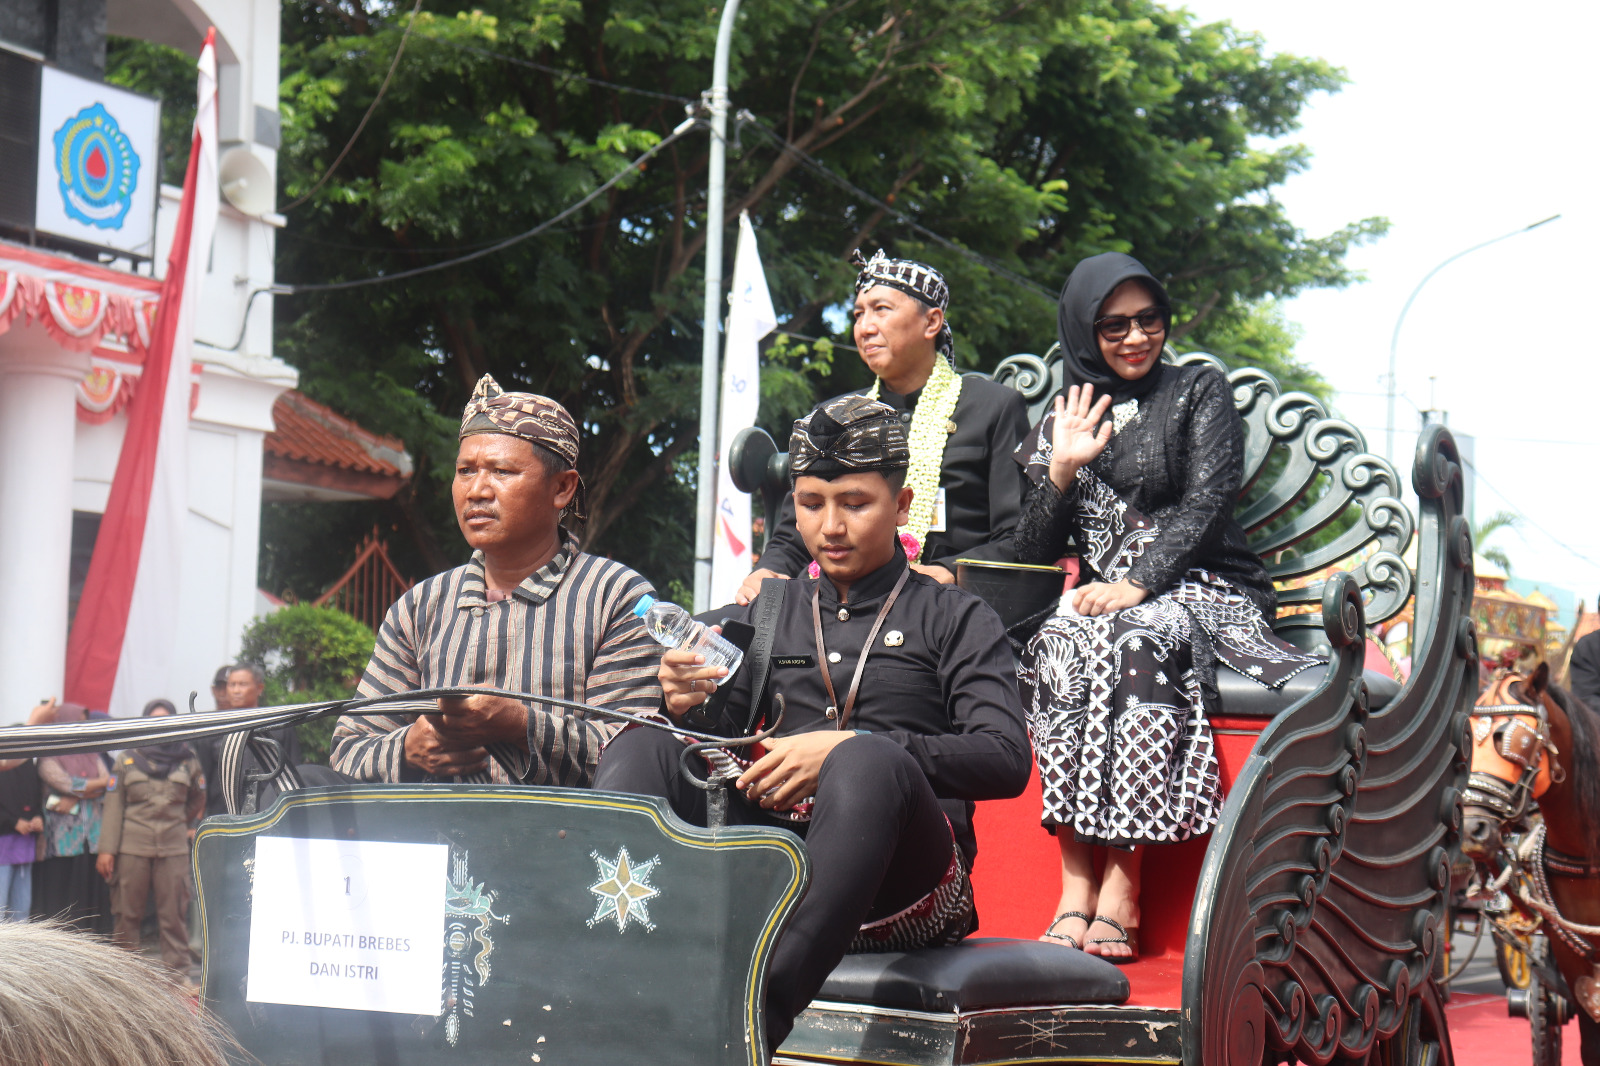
[1471,509,1521,576]
[238,604,375,763]
[203,0,1380,595]
[104,37,197,186]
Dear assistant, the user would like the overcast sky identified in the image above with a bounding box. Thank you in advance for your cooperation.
[1176,1,1600,624]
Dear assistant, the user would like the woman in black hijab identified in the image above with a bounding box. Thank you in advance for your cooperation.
[1013,253,1320,961]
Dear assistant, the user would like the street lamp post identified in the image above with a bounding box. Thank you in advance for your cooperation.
[692,0,744,613]
[1385,214,1560,461]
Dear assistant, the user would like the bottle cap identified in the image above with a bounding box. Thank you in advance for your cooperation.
[632,594,656,618]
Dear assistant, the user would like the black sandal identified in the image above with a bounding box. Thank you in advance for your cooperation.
[1087,915,1140,962]
[1041,911,1090,949]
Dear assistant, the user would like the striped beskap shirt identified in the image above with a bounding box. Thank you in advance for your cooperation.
[331,533,662,786]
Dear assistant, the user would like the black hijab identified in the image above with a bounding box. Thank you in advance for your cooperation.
[1014,253,1175,482]
[1056,252,1172,405]
[130,698,193,779]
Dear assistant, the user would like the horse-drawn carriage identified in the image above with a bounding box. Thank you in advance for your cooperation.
[0,349,1477,1065]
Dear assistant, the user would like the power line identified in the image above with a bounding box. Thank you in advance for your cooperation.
[1459,454,1600,573]
[220,119,696,348]
[412,32,696,104]
[282,0,426,211]
[283,119,695,293]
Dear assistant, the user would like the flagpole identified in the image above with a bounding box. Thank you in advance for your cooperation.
[693,0,744,613]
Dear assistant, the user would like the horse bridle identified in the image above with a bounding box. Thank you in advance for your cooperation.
[1463,671,1566,824]
[1464,670,1600,966]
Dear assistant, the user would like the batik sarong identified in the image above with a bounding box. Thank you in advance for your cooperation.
[1019,468,1321,846]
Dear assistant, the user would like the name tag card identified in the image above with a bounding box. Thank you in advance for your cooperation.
[246,837,448,1016]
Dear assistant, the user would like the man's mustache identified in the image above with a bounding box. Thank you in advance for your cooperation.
[462,507,498,520]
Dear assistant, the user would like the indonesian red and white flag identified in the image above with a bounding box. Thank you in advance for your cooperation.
[64,28,218,716]
[708,213,777,609]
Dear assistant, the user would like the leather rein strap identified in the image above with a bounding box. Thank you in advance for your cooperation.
[811,567,911,731]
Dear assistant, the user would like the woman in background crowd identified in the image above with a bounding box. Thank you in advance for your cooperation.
[99,699,205,981]
[0,755,41,922]
[33,702,114,933]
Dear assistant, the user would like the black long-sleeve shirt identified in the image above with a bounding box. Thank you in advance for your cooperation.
[1014,363,1275,618]
[1571,631,1600,714]
[759,375,1033,577]
[705,549,1030,865]
[0,761,39,829]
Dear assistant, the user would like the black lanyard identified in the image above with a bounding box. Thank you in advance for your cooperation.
[809,567,910,730]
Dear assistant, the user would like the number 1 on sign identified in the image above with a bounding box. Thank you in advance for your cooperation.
[345,876,351,895]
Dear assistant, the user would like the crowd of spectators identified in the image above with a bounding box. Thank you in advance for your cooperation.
[0,662,272,988]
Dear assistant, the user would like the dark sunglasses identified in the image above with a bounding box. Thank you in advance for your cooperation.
[1093,307,1170,342]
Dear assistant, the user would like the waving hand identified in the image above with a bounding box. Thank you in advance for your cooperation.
[1048,385,1114,492]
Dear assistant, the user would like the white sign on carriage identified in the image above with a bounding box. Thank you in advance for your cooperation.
[246,837,449,1016]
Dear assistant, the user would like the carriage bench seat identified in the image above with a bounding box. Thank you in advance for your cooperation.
[782,939,1155,1065]
[1215,663,1401,718]
[817,937,1128,1012]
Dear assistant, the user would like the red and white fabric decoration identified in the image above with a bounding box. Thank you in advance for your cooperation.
[64,27,219,716]
[0,231,202,423]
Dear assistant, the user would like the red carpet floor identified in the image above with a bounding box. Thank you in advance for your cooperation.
[1445,992,1581,1065]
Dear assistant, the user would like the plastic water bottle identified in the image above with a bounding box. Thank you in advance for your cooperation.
[634,595,744,677]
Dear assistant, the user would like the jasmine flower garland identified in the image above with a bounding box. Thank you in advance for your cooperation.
[870,356,962,563]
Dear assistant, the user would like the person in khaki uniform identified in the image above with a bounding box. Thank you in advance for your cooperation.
[96,699,205,979]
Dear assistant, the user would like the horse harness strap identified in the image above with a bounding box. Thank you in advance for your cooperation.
[1544,844,1600,879]
[1518,823,1600,964]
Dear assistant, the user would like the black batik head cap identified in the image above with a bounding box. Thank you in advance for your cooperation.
[1057,252,1173,405]
[851,249,955,365]
[790,395,911,480]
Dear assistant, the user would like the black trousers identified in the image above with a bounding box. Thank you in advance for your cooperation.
[593,729,955,1051]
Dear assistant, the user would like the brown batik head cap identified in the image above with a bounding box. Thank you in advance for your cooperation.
[789,395,910,480]
[460,374,587,520]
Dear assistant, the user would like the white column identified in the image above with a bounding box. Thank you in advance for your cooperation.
[0,326,89,721]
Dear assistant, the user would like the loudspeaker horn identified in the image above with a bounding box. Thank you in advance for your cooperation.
[218,147,274,216]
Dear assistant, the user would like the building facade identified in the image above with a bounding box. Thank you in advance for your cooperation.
[0,0,294,720]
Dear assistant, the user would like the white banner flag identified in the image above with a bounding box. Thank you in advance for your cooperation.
[709,213,777,609]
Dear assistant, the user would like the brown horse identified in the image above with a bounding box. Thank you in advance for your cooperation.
[1462,663,1600,1063]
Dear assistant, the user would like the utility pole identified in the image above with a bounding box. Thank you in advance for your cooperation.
[692,0,745,612]
[1385,214,1559,462]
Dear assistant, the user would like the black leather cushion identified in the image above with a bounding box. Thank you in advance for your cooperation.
[816,938,1129,1012]
[1216,663,1400,719]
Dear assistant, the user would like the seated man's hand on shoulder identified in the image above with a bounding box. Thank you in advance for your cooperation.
[737,731,858,811]
[659,643,730,719]
[404,714,492,778]
[734,569,789,606]
[909,563,955,584]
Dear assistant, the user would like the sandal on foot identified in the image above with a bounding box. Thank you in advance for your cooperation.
[1041,911,1090,949]
[1087,916,1139,963]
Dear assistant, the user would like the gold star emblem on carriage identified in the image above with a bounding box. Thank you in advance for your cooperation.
[587,847,661,932]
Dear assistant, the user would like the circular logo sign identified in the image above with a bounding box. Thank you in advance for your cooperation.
[52,103,142,230]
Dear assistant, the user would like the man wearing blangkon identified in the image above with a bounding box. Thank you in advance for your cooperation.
[739,250,1032,603]
[596,396,1030,1053]
[331,376,662,785]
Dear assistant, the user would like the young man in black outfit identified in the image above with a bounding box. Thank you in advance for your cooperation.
[594,396,1030,1054]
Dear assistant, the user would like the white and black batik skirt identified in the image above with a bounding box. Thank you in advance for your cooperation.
[1021,588,1224,847]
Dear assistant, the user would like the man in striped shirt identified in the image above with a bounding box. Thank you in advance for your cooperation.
[331,377,662,786]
